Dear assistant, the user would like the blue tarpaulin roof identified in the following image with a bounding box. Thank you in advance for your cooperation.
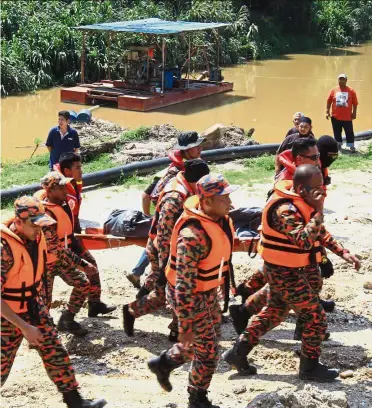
[75,18,230,35]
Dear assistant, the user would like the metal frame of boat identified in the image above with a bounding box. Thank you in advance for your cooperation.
[61,18,234,111]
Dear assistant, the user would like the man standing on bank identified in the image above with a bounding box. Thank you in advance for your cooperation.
[1,196,106,408]
[46,111,80,170]
[326,73,358,152]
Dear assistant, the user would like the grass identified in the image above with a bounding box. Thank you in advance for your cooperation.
[2,141,371,211]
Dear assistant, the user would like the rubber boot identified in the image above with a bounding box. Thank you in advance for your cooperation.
[188,389,220,408]
[222,342,257,376]
[293,321,330,341]
[57,310,88,337]
[62,389,107,408]
[147,350,181,392]
[320,299,336,313]
[88,301,116,317]
[168,329,178,343]
[126,272,141,289]
[229,304,252,335]
[299,355,339,382]
[122,305,135,336]
[235,282,255,304]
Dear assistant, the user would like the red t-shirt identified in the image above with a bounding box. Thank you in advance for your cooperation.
[327,86,358,121]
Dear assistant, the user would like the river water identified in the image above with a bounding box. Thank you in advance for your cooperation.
[1,43,371,161]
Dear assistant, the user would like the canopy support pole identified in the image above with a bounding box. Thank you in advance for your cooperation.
[81,31,86,84]
[107,32,112,80]
[161,37,165,95]
[187,33,191,89]
[216,30,220,84]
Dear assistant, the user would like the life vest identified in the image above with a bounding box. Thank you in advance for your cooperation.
[1,222,47,313]
[258,180,322,268]
[53,163,83,217]
[165,195,235,293]
[148,172,194,241]
[33,197,74,264]
[276,150,295,182]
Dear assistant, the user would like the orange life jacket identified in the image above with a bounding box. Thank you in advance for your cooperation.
[1,222,47,313]
[165,196,235,293]
[148,172,194,241]
[258,180,322,268]
[33,196,74,264]
[53,163,83,217]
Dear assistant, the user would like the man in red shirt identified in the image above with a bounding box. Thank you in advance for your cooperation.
[326,74,358,152]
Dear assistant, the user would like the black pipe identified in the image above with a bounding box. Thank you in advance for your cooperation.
[2,130,371,201]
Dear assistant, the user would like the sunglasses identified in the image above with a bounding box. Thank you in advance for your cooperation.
[299,153,320,161]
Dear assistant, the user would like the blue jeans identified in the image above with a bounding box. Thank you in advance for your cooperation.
[132,249,150,277]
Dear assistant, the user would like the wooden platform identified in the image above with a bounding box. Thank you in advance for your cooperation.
[60,80,234,112]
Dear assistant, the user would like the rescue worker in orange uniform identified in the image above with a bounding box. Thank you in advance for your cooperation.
[1,196,106,408]
[123,159,210,341]
[147,174,256,408]
[53,152,83,233]
[35,172,115,336]
[223,165,361,382]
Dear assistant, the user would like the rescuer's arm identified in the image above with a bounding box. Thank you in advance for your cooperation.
[273,202,323,250]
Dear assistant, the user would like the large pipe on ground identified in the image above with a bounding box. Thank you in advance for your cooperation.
[2,130,371,201]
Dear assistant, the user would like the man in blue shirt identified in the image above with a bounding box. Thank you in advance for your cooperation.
[46,111,80,169]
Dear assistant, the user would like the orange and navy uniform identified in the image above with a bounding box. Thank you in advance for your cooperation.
[239,180,346,359]
[0,222,78,392]
[163,196,234,391]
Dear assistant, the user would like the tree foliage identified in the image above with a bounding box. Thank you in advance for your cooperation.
[1,0,371,96]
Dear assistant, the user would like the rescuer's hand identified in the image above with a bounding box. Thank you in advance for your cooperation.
[342,252,361,271]
[22,324,43,347]
[178,332,195,347]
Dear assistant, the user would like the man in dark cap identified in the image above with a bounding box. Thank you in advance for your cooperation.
[1,196,106,408]
[126,131,205,289]
[123,159,210,341]
[147,174,250,408]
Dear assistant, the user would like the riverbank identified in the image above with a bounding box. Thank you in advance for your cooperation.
[1,165,371,408]
[1,119,371,197]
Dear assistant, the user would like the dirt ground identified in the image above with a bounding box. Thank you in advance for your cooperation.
[1,166,372,408]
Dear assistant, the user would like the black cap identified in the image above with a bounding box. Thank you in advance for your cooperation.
[299,116,312,125]
[174,131,205,150]
[184,159,210,183]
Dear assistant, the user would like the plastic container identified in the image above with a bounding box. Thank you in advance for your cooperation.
[69,110,78,123]
[164,71,174,89]
[77,109,92,123]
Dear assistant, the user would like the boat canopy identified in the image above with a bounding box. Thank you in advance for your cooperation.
[75,18,230,35]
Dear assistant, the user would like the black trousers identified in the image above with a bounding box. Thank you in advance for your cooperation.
[331,116,355,145]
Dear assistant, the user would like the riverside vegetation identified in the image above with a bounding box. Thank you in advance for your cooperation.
[2,0,372,96]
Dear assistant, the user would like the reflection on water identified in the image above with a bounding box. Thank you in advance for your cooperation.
[1,44,372,161]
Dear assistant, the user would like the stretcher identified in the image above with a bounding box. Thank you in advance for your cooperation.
[75,228,259,255]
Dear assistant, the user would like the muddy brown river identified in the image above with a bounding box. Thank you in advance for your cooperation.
[1,43,371,161]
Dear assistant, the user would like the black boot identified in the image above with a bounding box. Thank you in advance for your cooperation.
[122,305,135,336]
[57,310,88,337]
[222,342,257,375]
[299,355,339,382]
[88,301,116,317]
[229,304,251,335]
[188,389,220,408]
[235,282,255,304]
[320,299,336,313]
[62,389,107,408]
[293,321,330,341]
[168,329,178,343]
[148,350,181,392]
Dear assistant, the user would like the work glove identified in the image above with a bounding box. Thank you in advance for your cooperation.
[320,257,334,279]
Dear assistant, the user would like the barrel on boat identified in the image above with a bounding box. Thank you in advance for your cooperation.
[69,110,78,123]
[77,109,92,123]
